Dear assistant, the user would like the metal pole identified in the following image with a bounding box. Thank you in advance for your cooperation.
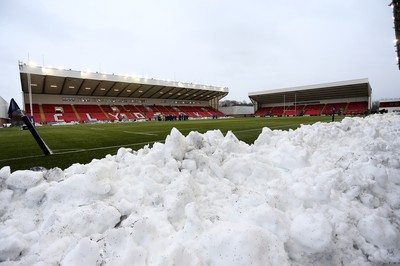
[27,54,33,118]
[27,67,33,118]
[284,94,285,116]
[295,93,297,116]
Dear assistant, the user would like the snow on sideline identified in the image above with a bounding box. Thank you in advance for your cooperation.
[0,114,399,265]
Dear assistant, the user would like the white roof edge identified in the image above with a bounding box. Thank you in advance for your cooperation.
[0,96,8,104]
[19,63,229,93]
[248,78,370,97]
[379,98,400,102]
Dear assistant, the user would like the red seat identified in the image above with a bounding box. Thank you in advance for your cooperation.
[303,104,325,116]
[345,102,368,115]
[322,103,347,115]
[24,104,42,123]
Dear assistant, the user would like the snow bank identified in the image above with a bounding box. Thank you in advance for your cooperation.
[0,114,399,265]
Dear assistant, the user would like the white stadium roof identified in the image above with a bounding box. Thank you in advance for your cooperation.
[248,78,372,105]
[19,62,229,102]
[0,96,8,119]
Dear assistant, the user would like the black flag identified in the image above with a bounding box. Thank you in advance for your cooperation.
[8,98,21,118]
[8,99,52,156]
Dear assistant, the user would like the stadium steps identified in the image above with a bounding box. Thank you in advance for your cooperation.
[98,105,111,120]
[303,104,323,116]
[38,104,46,124]
[320,104,327,114]
[283,105,304,116]
[118,105,135,119]
[343,103,350,114]
[269,106,275,116]
[322,103,347,115]
[25,104,44,124]
[71,105,82,123]
[345,102,367,115]
[255,107,272,117]
[131,105,142,113]
[119,105,128,112]
[120,105,134,113]
[124,105,147,119]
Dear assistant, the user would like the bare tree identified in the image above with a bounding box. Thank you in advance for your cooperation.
[371,101,380,113]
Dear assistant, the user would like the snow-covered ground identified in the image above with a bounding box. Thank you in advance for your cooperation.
[1,114,400,265]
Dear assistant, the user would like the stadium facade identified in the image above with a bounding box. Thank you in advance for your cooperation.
[218,106,254,118]
[248,78,372,117]
[379,98,400,113]
[0,96,9,126]
[18,62,228,124]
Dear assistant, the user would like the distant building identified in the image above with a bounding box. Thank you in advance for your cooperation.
[219,105,254,117]
[0,96,9,126]
[379,98,400,113]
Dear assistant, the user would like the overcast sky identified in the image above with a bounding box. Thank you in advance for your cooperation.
[0,0,399,105]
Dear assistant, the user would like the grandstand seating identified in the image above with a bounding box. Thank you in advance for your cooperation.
[100,105,115,114]
[61,106,79,122]
[255,102,368,117]
[27,103,226,124]
[303,104,325,116]
[128,105,154,119]
[321,103,348,115]
[74,105,108,122]
[41,104,76,123]
[24,104,42,123]
[270,106,285,116]
[165,106,179,114]
[115,105,136,120]
[254,107,272,116]
[28,101,368,125]
[345,102,368,115]
[204,106,224,117]
[171,106,223,118]
[100,105,123,121]
[379,101,400,108]
[283,105,304,116]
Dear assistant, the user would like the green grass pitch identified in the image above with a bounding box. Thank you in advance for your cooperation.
[0,116,342,171]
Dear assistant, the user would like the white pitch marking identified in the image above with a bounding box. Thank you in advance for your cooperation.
[123,131,158,136]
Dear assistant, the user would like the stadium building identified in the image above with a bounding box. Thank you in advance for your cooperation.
[218,105,254,118]
[248,79,372,117]
[0,96,9,126]
[379,98,400,113]
[18,62,228,124]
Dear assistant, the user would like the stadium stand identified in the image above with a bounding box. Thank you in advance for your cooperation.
[379,98,400,113]
[0,96,9,126]
[303,104,325,116]
[249,79,371,117]
[74,105,108,122]
[321,102,348,115]
[218,105,254,118]
[24,103,225,124]
[345,102,368,115]
[283,105,304,116]
[18,62,228,125]
[269,106,285,117]
[254,107,272,117]
[25,104,43,123]
[379,101,400,108]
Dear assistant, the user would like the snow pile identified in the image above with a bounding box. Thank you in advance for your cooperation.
[1,114,400,265]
